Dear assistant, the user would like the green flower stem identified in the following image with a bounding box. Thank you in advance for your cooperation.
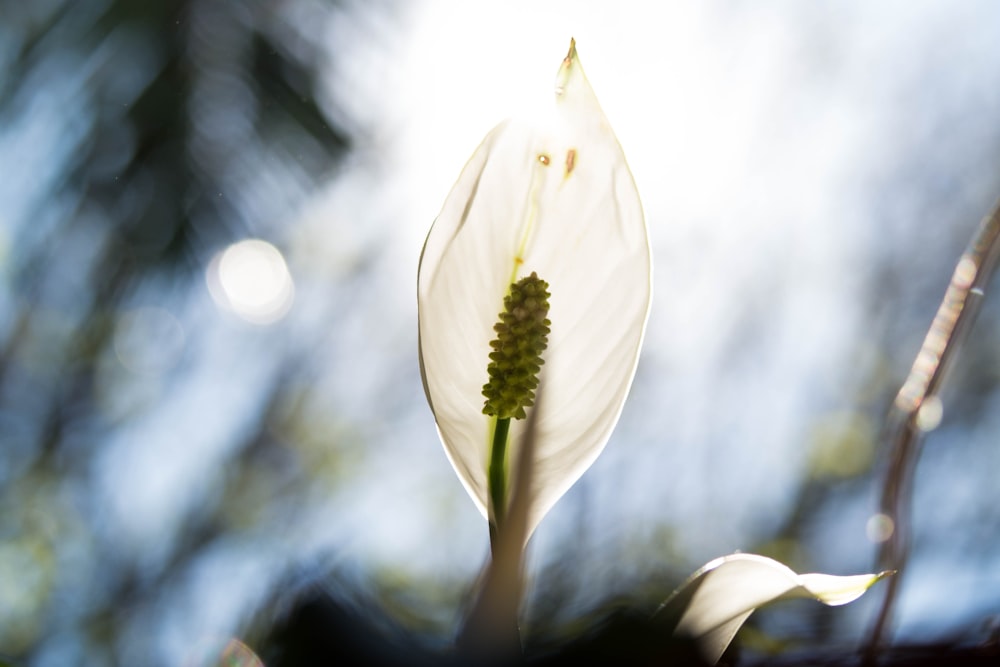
[482,271,549,555]
[488,416,511,544]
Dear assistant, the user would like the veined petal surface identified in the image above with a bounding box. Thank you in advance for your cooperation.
[418,41,651,538]
[656,553,889,664]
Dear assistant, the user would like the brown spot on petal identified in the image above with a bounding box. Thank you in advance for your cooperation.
[565,149,577,178]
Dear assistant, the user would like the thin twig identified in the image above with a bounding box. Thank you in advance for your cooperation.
[864,198,1000,659]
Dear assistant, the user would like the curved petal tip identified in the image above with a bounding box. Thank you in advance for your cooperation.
[556,38,580,97]
[564,38,577,64]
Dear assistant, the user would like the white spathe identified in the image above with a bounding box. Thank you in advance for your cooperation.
[418,40,652,538]
[659,553,889,664]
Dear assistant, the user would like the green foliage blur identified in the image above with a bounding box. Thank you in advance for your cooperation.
[2,2,1000,666]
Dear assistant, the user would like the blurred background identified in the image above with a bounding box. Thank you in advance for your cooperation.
[2,1,999,665]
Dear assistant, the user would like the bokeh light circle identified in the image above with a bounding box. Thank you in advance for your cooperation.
[207,239,294,325]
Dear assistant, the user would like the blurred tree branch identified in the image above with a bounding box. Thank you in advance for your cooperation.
[866,197,1000,658]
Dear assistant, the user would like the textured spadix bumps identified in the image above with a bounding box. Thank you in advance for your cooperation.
[482,272,551,421]
[417,40,651,537]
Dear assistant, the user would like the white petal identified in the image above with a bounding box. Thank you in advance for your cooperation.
[418,41,651,537]
[657,553,889,664]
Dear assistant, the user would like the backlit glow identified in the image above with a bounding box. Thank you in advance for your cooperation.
[207,239,294,325]
[866,513,895,543]
[915,395,943,432]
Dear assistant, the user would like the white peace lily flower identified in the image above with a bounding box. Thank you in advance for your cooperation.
[418,40,651,540]
[656,553,890,664]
